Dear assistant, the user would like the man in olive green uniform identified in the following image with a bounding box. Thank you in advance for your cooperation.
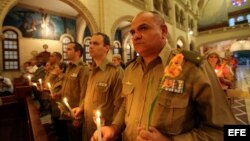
[91,11,237,141]
[49,62,67,141]
[72,32,123,141]
[60,42,89,141]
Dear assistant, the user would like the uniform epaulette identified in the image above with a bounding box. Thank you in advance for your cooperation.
[181,50,203,66]
[78,61,88,66]
[107,62,117,67]
[125,56,138,67]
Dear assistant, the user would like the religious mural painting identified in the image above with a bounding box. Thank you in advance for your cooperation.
[3,6,76,40]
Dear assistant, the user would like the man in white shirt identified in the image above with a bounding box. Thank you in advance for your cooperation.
[0,76,14,96]
[27,58,38,74]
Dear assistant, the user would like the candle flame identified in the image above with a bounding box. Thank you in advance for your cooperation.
[96,110,101,117]
[47,82,51,88]
[214,69,218,73]
[32,83,37,87]
[63,97,68,103]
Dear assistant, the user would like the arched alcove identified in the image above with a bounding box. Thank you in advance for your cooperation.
[110,16,133,62]
[176,36,186,49]
[60,0,98,33]
[110,15,133,42]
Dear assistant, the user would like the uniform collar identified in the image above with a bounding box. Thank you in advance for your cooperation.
[158,44,173,67]
[69,59,83,66]
[92,58,109,71]
[131,44,173,70]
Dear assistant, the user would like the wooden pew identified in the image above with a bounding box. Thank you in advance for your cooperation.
[25,96,48,141]
[0,95,17,105]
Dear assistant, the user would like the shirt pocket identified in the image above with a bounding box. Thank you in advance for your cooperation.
[68,73,78,83]
[95,82,109,103]
[153,91,190,135]
[122,83,135,117]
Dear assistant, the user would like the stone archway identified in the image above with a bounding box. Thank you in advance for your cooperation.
[57,0,98,33]
[0,0,18,32]
[110,15,134,63]
[110,15,134,42]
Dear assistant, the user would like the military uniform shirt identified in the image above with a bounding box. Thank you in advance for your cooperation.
[50,74,64,117]
[42,72,57,100]
[113,45,237,141]
[82,58,124,141]
[61,60,89,113]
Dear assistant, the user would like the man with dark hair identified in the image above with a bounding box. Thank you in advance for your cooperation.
[91,11,237,141]
[72,32,124,141]
[69,41,84,57]
[60,41,89,141]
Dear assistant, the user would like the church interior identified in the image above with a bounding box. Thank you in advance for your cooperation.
[0,0,250,141]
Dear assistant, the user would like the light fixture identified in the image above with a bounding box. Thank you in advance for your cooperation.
[188,30,193,35]
[188,28,193,35]
[231,0,247,7]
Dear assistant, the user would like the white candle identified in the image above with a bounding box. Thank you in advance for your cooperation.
[32,83,38,88]
[47,82,52,95]
[27,75,31,85]
[96,110,102,141]
[38,78,43,90]
[63,97,72,111]
[214,69,218,73]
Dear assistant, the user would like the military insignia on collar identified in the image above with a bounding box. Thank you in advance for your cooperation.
[125,81,132,85]
[71,73,77,77]
[96,82,107,87]
[162,79,184,94]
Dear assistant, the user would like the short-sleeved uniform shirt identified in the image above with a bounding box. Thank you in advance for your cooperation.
[61,60,89,120]
[82,58,124,141]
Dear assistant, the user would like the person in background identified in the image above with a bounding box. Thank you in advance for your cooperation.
[91,11,237,141]
[229,55,238,79]
[43,52,63,88]
[207,52,234,91]
[49,51,62,68]
[112,54,125,69]
[36,61,55,117]
[0,74,14,97]
[207,51,221,69]
[49,62,68,141]
[31,61,46,83]
[219,58,235,89]
[72,32,124,141]
[27,58,38,75]
[21,61,31,78]
[60,42,89,141]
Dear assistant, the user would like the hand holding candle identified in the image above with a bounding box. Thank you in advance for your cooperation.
[96,110,102,141]
[63,97,72,115]
[214,69,218,74]
[47,82,52,95]
[27,75,31,85]
[38,78,43,90]
[32,83,38,88]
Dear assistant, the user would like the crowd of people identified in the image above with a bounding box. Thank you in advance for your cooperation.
[19,11,238,141]
[207,52,238,92]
